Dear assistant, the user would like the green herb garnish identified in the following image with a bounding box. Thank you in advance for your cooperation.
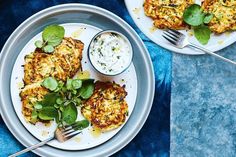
[34,40,43,48]
[38,107,58,121]
[194,25,211,45]
[31,109,38,123]
[62,102,78,125]
[43,25,64,46]
[34,102,43,110]
[42,77,58,91]
[31,77,94,128]
[66,78,73,90]
[43,45,54,53]
[183,4,213,45]
[203,13,214,24]
[73,120,90,130]
[35,25,65,53]
[183,4,205,26]
[56,97,64,105]
[71,79,82,90]
[79,79,95,99]
[31,109,38,119]
[41,92,60,107]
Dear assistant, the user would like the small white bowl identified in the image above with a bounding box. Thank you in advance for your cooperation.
[88,30,133,76]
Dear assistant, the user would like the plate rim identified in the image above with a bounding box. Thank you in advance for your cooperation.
[124,0,236,55]
[0,3,155,157]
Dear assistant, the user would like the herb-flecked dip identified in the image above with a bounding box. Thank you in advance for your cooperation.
[89,31,132,75]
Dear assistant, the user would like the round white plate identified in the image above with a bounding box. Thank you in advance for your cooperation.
[125,0,236,55]
[11,23,137,150]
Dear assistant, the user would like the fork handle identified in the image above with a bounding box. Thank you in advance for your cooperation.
[189,43,236,65]
[9,137,54,157]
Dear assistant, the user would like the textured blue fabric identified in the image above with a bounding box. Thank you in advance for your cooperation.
[0,0,171,156]
[171,43,236,156]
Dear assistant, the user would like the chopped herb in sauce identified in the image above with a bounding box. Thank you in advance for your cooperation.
[89,32,132,75]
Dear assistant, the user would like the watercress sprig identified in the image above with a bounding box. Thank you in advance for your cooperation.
[30,77,94,128]
[183,4,213,45]
[35,25,65,53]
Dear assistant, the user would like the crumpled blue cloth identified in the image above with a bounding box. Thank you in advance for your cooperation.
[0,0,171,156]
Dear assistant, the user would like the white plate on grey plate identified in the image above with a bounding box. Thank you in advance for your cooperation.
[125,0,236,55]
[11,23,138,150]
[0,4,154,157]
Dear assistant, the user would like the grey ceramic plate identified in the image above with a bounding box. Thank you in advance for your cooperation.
[0,4,154,157]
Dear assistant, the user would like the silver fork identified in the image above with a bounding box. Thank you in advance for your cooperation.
[162,29,236,65]
[9,122,82,157]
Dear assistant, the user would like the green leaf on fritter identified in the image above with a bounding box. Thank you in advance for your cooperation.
[72,120,90,130]
[79,79,94,99]
[42,25,65,46]
[56,97,64,105]
[30,109,38,123]
[38,107,58,120]
[73,97,81,106]
[42,77,58,91]
[43,45,54,53]
[34,102,43,110]
[66,78,73,90]
[72,79,82,89]
[62,102,78,125]
[203,13,213,24]
[183,4,205,26]
[34,40,43,48]
[194,25,211,45]
[54,80,64,92]
[31,109,38,119]
[47,38,62,47]
[41,93,60,106]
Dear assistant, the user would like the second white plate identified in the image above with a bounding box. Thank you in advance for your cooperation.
[125,0,236,55]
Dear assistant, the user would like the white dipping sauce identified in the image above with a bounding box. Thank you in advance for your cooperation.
[89,31,132,75]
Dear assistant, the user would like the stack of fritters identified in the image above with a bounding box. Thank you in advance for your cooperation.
[202,0,236,33]
[144,0,194,29]
[20,37,84,122]
[81,81,128,132]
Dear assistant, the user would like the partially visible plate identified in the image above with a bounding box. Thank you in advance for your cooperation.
[125,0,236,55]
[11,23,137,150]
[0,4,154,157]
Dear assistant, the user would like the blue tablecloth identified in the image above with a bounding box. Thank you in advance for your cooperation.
[171,39,236,156]
[0,0,171,156]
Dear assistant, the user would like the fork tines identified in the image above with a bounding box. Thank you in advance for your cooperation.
[64,130,81,139]
[167,29,182,37]
[63,122,81,131]
[162,29,182,46]
[168,29,182,36]
[63,123,82,136]
[55,123,82,142]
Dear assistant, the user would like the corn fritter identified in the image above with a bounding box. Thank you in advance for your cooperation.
[144,0,194,29]
[81,81,128,132]
[202,0,236,33]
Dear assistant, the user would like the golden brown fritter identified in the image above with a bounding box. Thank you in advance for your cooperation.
[23,37,84,85]
[202,0,236,33]
[21,37,84,123]
[144,0,194,29]
[81,81,128,132]
[20,82,48,122]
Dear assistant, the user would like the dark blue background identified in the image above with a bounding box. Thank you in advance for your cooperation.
[0,0,171,156]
